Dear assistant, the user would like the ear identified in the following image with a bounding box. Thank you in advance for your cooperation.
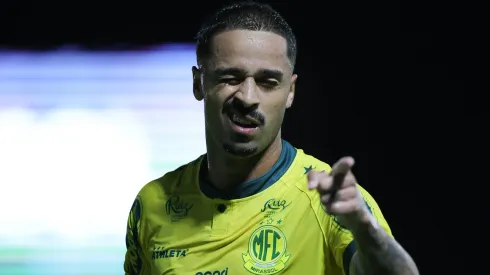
[192,66,204,101]
[286,74,297,109]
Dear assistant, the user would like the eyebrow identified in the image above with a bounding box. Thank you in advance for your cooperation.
[212,67,284,80]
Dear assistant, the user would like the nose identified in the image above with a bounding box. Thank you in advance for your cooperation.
[234,77,260,108]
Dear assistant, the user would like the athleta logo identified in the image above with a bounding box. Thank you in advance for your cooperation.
[152,246,188,259]
[165,195,193,222]
[260,198,290,212]
[195,268,228,275]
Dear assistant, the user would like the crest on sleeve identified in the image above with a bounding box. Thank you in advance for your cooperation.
[126,196,143,274]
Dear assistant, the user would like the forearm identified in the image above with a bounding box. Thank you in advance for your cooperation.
[350,218,419,275]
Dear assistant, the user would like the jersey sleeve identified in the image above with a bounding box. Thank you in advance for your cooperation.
[124,196,150,275]
[326,185,393,275]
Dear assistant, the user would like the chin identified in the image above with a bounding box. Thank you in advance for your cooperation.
[222,141,259,158]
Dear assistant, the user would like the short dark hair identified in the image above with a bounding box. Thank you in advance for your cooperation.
[195,2,297,69]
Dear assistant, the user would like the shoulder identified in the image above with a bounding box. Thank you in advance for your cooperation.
[289,147,332,192]
[288,146,389,232]
[290,146,378,203]
[136,154,204,207]
[282,146,332,217]
[296,148,333,173]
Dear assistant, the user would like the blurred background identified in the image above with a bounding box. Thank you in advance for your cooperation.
[0,1,473,275]
[0,46,204,274]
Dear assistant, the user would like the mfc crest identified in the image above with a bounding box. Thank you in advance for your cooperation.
[242,223,291,274]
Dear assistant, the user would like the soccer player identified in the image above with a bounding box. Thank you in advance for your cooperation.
[124,2,419,275]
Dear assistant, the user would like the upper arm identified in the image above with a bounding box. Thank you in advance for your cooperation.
[325,185,393,275]
[124,196,145,275]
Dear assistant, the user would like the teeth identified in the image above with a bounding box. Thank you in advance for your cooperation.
[231,113,254,125]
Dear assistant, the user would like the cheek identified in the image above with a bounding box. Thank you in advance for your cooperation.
[272,94,290,113]
[204,84,230,103]
[204,90,223,108]
[264,101,287,125]
[203,93,226,122]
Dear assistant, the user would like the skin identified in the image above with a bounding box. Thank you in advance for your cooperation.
[192,29,419,274]
[192,30,297,190]
[308,157,420,275]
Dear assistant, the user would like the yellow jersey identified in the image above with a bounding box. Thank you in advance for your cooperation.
[124,140,392,275]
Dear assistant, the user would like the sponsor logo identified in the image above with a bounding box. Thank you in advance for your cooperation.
[260,198,290,213]
[152,246,188,260]
[195,268,228,275]
[165,195,193,222]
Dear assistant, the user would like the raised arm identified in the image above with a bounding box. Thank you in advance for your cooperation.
[349,217,418,275]
[308,157,418,275]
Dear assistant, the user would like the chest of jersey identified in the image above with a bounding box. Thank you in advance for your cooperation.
[144,190,328,275]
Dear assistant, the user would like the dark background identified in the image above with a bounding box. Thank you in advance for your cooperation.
[1,1,475,274]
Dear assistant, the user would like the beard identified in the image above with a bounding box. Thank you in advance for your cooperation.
[222,140,259,157]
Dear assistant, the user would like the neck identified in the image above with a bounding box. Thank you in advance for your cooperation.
[206,134,283,191]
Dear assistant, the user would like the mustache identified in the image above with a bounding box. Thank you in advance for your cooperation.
[222,98,265,125]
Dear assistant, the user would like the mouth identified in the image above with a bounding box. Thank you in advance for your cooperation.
[228,112,259,127]
[227,112,260,135]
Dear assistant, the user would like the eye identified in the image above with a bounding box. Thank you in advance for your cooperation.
[258,79,279,89]
[220,78,241,86]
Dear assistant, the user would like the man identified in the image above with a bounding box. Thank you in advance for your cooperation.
[124,2,418,275]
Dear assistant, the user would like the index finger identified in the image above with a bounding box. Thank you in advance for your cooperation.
[330,156,355,191]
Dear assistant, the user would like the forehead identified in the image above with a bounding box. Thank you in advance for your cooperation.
[207,30,290,72]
